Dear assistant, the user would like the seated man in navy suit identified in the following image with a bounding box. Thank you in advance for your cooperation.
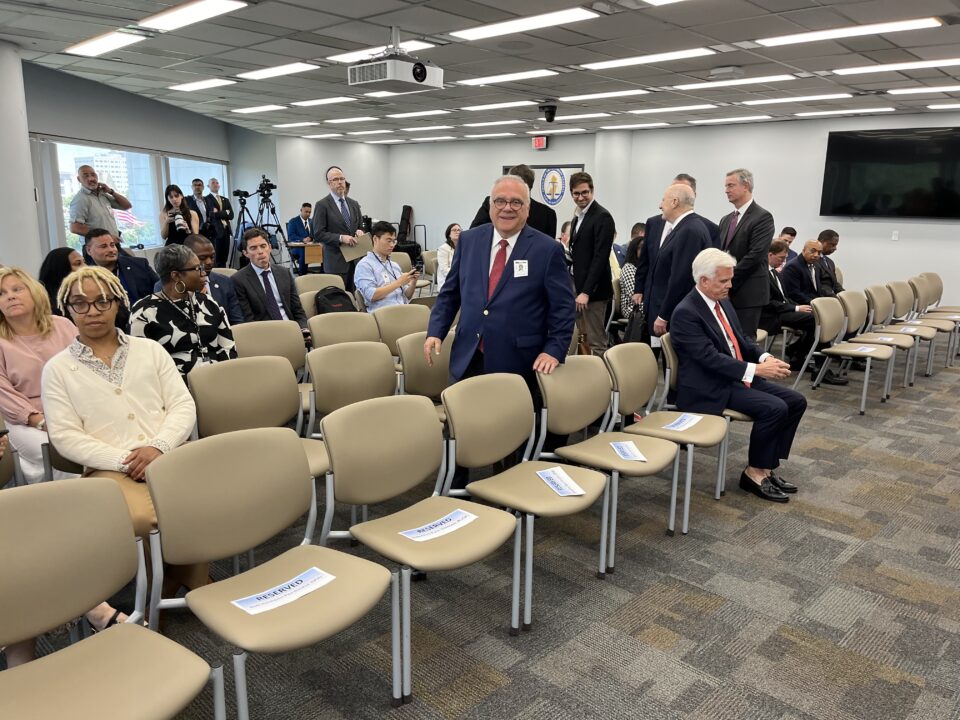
[780,239,823,305]
[153,234,244,326]
[286,202,313,276]
[85,228,158,330]
[671,248,807,503]
[424,174,575,387]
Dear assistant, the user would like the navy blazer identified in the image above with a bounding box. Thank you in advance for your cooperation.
[88,255,158,306]
[670,289,765,415]
[152,271,243,326]
[692,212,721,248]
[780,256,820,305]
[649,214,713,328]
[427,223,575,382]
[286,216,312,244]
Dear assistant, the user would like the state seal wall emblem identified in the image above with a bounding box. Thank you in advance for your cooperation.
[540,168,565,206]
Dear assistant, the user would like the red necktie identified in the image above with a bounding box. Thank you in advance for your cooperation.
[488,238,508,299]
[714,303,749,387]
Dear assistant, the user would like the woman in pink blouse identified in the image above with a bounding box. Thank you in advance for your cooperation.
[0,266,128,667]
[0,267,77,483]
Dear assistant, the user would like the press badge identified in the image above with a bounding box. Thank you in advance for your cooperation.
[514,259,528,277]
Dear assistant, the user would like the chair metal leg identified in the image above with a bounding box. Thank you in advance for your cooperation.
[390,571,402,707]
[926,338,935,376]
[148,531,164,632]
[523,514,534,631]
[319,473,335,546]
[598,477,610,578]
[716,418,730,499]
[510,514,521,635]
[812,358,830,388]
[681,444,694,535]
[666,447,684,537]
[401,566,412,703]
[232,555,241,576]
[210,665,226,720]
[233,651,249,720]
[902,347,911,388]
[859,357,871,415]
[883,357,895,400]
[247,548,255,569]
[606,472,618,574]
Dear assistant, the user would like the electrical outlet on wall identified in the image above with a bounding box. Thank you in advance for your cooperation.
[891,230,899,241]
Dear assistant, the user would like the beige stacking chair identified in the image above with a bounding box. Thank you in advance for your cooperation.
[304,341,398,438]
[810,297,894,415]
[145,428,391,719]
[536,356,679,577]
[919,272,960,312]
[611,339,730,535]
[294,273,345,294]
[308,311,379,349]
[232,319,311,419]
[373,304,431,357]
[421,250,438,293]
[188,356,329,483]
[440,371,609,631]
[395,330,452,416]
[888,280,953,372]
[0,477,226,720]
[213,267,237,277]
[865,284,936,381]
[319,394,516,704]
[837,290,915,392]
[910,275,959,364]
[392,251,431,295]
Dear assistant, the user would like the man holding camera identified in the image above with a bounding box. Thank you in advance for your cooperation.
[69,165,132,240]
[312,166,364,291]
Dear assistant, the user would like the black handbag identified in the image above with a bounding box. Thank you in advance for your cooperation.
[622,305,647,343]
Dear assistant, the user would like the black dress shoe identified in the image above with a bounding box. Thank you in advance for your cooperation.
[767,473,797,493]
[739,472,789,503]
[820,370,848,386]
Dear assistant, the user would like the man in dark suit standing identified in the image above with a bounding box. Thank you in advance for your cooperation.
[671,248,806,503]
[718,168,775,340]
[233,228,308,333]
[205,178,234,266]
[568,171,615,355]
[781,239,823,305]
[84,228,158,330]
[817,229,844,296]
[424,174,575,387]
[312,166,363,290]
[647,183,713,339]
[286,203,313,276]
[760,238,814,369]
[186,178,218,244]
[469,164,557,240]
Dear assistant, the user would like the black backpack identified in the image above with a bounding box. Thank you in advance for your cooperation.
[314,286,357,314]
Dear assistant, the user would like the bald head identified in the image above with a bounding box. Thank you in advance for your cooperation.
[660,182,696,223]
[77,164,99,191]
[801,239,821,265]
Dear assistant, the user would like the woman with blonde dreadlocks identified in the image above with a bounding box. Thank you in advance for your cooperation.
[40,266,208,598]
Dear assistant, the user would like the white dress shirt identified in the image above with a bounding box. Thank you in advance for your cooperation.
[695,287,769,383]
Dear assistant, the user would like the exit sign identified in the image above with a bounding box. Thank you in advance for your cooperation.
[531,136,548,150]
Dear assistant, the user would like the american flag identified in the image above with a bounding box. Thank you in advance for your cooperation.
[114,209,145,227]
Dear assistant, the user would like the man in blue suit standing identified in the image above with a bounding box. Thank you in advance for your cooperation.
[670,248,806,504]
[424,174,575,387]
[286,202,313,276]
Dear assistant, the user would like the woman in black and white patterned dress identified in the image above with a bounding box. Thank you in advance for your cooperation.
[130,244,236,378]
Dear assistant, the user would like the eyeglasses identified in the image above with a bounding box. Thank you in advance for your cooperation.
[492,198,526,210]
[328,176,346,183]
[571,189,592,198]
[177,265,205,274]
[67,297,118,314]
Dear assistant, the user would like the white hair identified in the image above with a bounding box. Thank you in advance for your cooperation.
[691,248,736,283]
[491,175,530,201]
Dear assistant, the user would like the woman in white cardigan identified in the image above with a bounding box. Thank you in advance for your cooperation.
[435,222,461,291]
[42,268,205,585]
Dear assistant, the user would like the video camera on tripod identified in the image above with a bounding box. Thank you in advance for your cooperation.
[227,175,291,268]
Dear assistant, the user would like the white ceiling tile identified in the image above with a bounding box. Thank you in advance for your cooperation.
[280,0,409,19]
[362,6,473,35]
[251,38,340,59]
[234,2,334,31]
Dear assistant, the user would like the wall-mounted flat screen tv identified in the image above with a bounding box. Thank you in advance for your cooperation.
[820,127,960,219]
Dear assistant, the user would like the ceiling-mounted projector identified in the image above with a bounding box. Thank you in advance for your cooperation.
[347,54,444,92]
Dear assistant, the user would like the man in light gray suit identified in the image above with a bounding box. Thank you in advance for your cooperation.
[312,165,364,290]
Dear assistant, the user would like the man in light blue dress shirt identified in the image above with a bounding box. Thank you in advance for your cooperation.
[355,221,420,313]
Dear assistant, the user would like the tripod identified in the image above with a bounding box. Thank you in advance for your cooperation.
[227,196,258,268]
[254,193,292,269]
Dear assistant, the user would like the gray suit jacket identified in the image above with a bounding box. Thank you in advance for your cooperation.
[311,194,362,274]
[233,263,307,328]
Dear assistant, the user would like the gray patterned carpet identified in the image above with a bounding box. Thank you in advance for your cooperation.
[26,348,960,719]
